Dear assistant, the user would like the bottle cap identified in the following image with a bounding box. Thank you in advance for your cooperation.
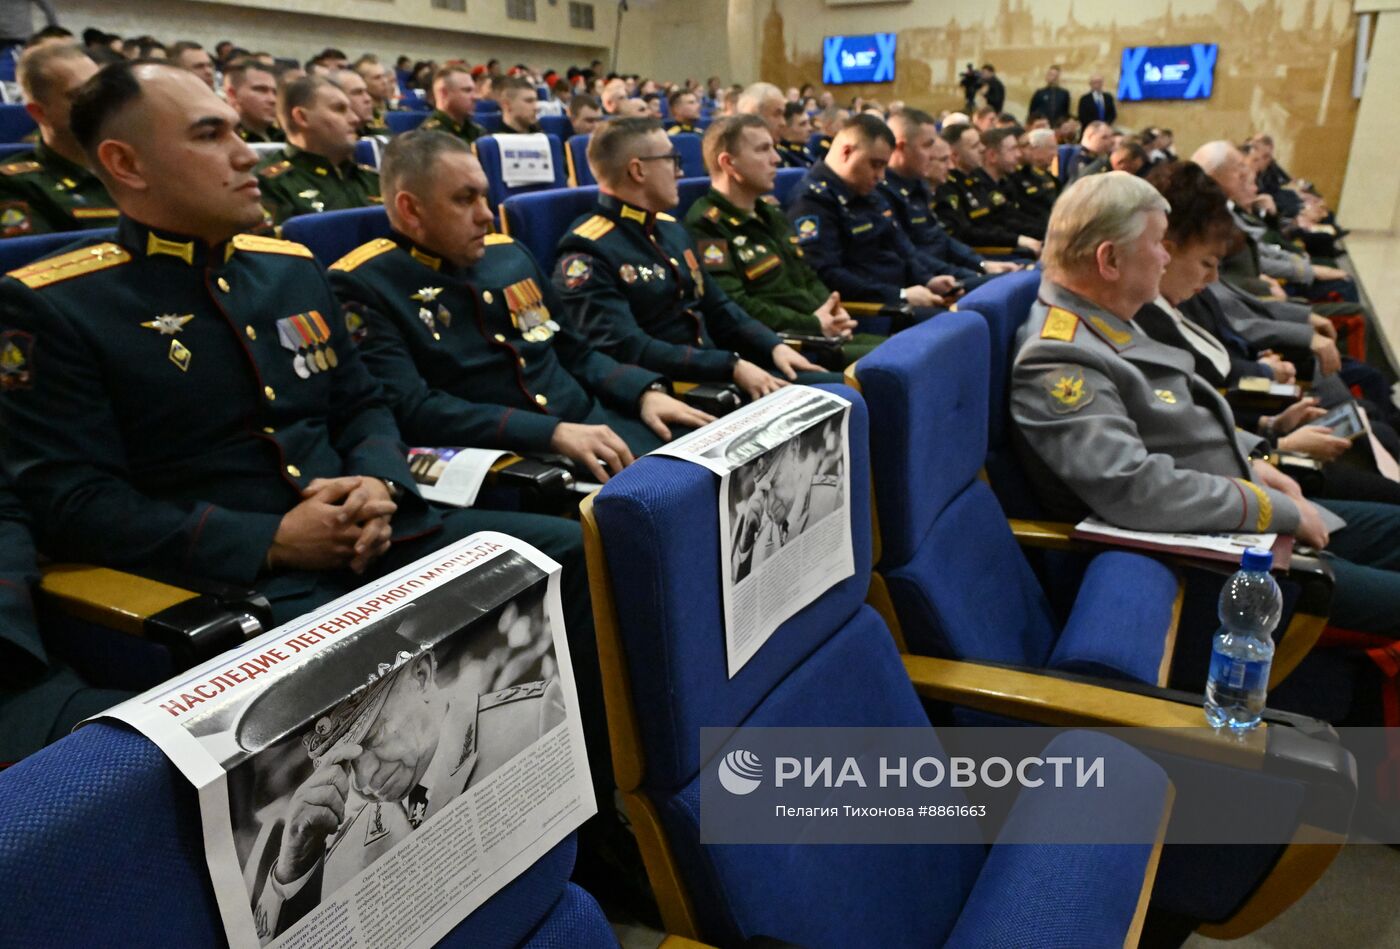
[1241,547,1273,572]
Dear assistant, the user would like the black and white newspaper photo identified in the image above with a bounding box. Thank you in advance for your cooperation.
[653,386,854,677]
[406,447,509,507]
[92,534,594,949]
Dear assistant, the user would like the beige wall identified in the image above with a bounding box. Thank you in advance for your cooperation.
[1338,8,1400,231]
[55,0,609,68]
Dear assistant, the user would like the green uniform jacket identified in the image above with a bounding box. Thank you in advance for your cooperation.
[329,231,662,451]
[552,194,782,382]
[0,141,118,238]
[0,217,439,590]
[419,109,488,145]
[683,187,882,363]
[237,123,285,144]
[256,145,381,225]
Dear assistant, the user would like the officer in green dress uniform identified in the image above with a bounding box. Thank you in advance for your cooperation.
[664,89,701,135]
[0,471,132,766]
[0,61,588,636]
[0,42,117,239]
[553,118,835,401]
[934,123,1042,258]
[684,116,883,366]
[329,132,712,476]
[224,58,285,144]
[333,67,388,137]
[256,76,380,225]
[419,66,488,146]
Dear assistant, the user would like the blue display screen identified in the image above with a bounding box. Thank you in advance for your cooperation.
[1118,44,1218,101]
[822,33,897,85]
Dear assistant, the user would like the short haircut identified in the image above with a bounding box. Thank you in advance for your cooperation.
[278,75,337,130]
[586,116,663,185]
[70,58,161,165]
[380,129,473,204]
[17,41,92,106]
[433,64,471,86]
[168,41,204,61]
[982,63,996,72]
[1081,120,1110,142]
[1112,141,1148,166]
[1027,128,1057,148]
[737,81,783,114]
[569,93,600,118]
[667,88,694,111]
[352,54,379,72]
[973,105,996,119]
[1145,161,1236,249]
[223,57,273,90]
[1190,140,1236,174]
[782,100,806,122]
[497,75,534,98]
[888,107,934,139]
[980,127,1017,152]
[1042,171,1169,277]
[702,113,769,175]
[27,25,73,47]
[940,122,974,146]
[843,112,895,149]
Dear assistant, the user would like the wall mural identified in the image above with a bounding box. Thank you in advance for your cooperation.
[758,0,1358,199]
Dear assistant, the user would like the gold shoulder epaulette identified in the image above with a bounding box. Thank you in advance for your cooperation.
[0,161,41,177]
[258,160,292,179]
[329,237,396,272]
[1040,306,1079,342]
[572,215,614,240]
[656,212,676,222]
[483,234,514,245]
[8,242,131,289]
[231,233,314,259]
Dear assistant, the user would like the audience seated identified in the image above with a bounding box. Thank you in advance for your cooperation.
[330,131,710,474]
[497,75,541,134]
[224,57,282,143]
[257,75,380,223]
[934,122,1043,257]
[420,65,488,145]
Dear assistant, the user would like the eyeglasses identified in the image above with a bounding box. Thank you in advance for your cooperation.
[636,152,683,171]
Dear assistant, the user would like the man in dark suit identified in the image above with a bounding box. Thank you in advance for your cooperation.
[1076,75,1116,127]
[1027,65,1070,126]
[979,64,1005,114]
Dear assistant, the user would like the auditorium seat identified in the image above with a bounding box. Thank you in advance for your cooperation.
[583,384,1179,947]
[0,142,31,161]
[565,134,593,187]
[0,229,113,272]
[0,103,34,144]
[771,167,806,207]
[674,176,710,220]
[670,132,705,177]
[387,111,429,135]
[475,134,569,210]
[281,205,391,266]
[539,114,573,141]
[0,721,615,947]
[1057,144,1081,185]
[354,137,381,168]
[475,100,502,116]
[477,112,505,135]
[500,185,600,271]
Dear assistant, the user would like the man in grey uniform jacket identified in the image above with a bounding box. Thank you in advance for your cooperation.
[1011,172,1400,638]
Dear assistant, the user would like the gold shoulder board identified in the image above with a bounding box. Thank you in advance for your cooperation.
[231,233,315,259]
[8,243,131,289]
[1040,306,1079,342]
[329,237,397,272]
[656,212,676,222]
[483,234,514,245]
[571,215,615,240]
[0,161,41,176]
[258,160,292,179]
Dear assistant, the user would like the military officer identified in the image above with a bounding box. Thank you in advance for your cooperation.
[0,42,116,239]
[975,127,1047,238]
[664,89,701,135]
[880,109,1019,288]
[420,66,488,146]
[0,60,589,635]
[1010,127,1060,221]
[934,123,1042,257]
[333,67,387,137]
[245,607,564,941]
[0,470,132,766]
[736,82,807,169]
[224,58,284,144]
[353,56,397,128]
[255,76,379,225]
[497,76,542,134]
[1012,173,1400,638]
[330,132,712,477]
[685,115,884,365]
[553,117,834,400]
[775,101,814,168]
[785,114,956,313]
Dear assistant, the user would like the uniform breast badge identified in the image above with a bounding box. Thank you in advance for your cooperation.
[296,188,326,213]
[1154,389,1178,405]
[619,263,639,284]
[559,255,592,289]
[276,310,336,378]
[683,248,704,297]
[141,313,194,335]
[1045,367,1094,414]
[168,338,192,372]
[505,278,558,342]
[410,287,448,339]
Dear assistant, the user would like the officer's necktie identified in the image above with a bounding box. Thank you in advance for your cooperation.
[1094,93,1104,119]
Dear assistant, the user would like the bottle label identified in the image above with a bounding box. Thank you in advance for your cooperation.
[1208,651,1269,693]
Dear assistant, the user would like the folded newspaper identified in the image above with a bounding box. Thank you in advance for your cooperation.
[407,447,508,507]
[1072,517,1289,567]
[93,534,594,949]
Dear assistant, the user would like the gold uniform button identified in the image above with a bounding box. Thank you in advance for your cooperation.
[262,426,275,434]
[534,393,548,406]
[670,258,679,266]
[217,277,231,293]
[519,357,527,367]
[264,385,276,401]
[245,326,257,340]
[482,290,494,304]
[494,333,506,342]
[286,464,301,478]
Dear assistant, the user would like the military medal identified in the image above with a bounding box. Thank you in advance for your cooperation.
[683,248,704,297]
[619,263,638,284]
[276,309,334,378]
[504,278,554,342]
[141,313,194,335]
[297,188,325,213]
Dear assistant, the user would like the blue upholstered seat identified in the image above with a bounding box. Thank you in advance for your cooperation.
[0,721,613,947]
[474,134,569,210]
[386,110,429,135]
[538,115,573,141]
[669,132,705,178]
[771,167,807,208]
[500,186,601,273]
[281,205,392,267]
[0,103,35,144]
[589,384,1171,947]
[564,134,594,187]
[0,229,116,273]
[674,175,711,221]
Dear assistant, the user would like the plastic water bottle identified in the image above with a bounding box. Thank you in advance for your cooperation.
[1204,548,1283,730]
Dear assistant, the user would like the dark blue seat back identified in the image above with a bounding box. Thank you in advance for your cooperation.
[475,134,568,210]
[500,186,601,273]
[386,111,428,135]
[476,112,505,135]
[1057,144,1080,184]
[0,229,117,272]
[956,269,1042,516]
[282,205,391,267]
[538,115,573,140]
[0,722,601,948]
[675,176,711,221]
[354,138,380,168]
[0,142,31,161]
[806,131,827,157]
[475,101,502,117]
[772,167,806,207]
[565,135,594,186]
[858,312,1061,665]
[671,132,704,177]
[0,104,35,143]
[592,386,986,946]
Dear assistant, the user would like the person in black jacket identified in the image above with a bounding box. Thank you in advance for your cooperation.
[978,64,1005,114]
[1027,65,1070,125]
[1075,75,1116,127]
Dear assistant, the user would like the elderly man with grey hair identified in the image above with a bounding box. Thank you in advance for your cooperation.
[738,81,806,167]
[1011,172,1400,643]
